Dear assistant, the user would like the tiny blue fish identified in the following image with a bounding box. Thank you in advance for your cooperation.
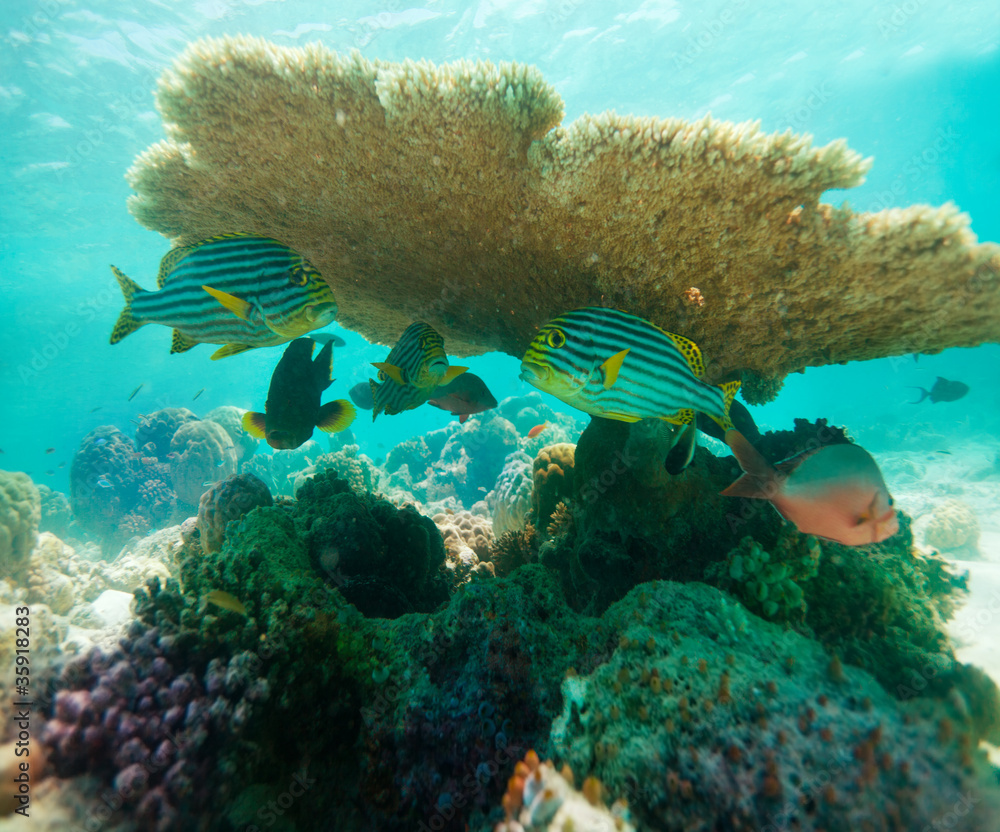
[96,477,113,488]
[95,438,108,446]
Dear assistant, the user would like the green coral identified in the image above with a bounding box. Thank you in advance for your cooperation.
[719,530,821,620]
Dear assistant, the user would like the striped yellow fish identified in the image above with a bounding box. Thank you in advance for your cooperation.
[520,308,740,465]
[109,234,338,360]
[369,322,467,420]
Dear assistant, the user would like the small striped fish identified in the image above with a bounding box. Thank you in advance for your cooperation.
[369,322,468,419]
[520,307,740,430]
[109,234,338,360]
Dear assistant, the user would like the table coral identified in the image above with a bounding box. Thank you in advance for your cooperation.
[0,470,40,583]
[126,36,1000,402]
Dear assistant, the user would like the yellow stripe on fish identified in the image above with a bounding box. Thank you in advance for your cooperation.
[109,234,338,358]
[369,322,467,419]
[519,307,739,430]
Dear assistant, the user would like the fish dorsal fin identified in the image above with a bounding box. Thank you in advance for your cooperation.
[203,285,253,321]
[241,411,267,439]
[313,340,334,386]
[773,445,825,475]
[439,365,468,385]
[663,330,706,377]
[157,242,202,288]
[373,362,406,385]
[170,329,198,354]
[599,348,630,389]
[211,343,256,360]
[660,408,695,426]
[720,428,777,498]
[368,379,381,421]
[317,400,356,433]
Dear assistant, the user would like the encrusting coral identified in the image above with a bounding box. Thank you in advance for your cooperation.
[127,36,1000,401]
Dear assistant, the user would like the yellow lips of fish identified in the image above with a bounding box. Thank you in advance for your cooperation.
[519,359,586,396]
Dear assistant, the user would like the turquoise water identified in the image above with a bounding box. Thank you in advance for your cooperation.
[2,4,1000,830]
[2,1,998,483]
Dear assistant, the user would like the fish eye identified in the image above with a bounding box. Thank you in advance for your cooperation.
[888,496,894,507]
[546,328,566,349]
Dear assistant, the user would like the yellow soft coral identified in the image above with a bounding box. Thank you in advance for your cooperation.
[127,37,1000,402]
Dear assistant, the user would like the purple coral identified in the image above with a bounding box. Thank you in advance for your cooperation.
[134,409,200,462]
[40,617,269,831]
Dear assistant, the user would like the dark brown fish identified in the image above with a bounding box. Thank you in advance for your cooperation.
[242,339,355,450]
[909,376,969,404]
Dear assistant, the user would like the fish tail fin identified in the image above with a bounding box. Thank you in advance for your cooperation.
[109,265,146,344]
[317,400,356,433]
[907,387,930,404]
[709,380,741,431]
[720,428,778,498]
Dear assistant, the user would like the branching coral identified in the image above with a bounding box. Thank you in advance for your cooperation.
[127,37,1000,402]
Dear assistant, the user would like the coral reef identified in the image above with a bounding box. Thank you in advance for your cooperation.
[709,528,822,621]
[40,592,271,831]
[530,444,575,531]
[488,452,535,538]
[70,425,177,554]
[496,749,634,832]
[168,420,237,507]
[196,473,273,555]
[924,498,981,556]
[37,484,80,542]
[0,469,40,583]
[291,444,381,497]
[549,580,998,831]
[203,406,259,466]
[434,509,494,562]
[127,37,999,401]
[134,408,199,462]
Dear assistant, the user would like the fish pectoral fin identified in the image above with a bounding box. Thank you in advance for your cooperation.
[439,365,468,385]
[599,348,630,389]
[664,422,698,475]
[317,400,356,433]
[372,362,406,385]
[170,329,198,354]
[241,411,267,439]
[202,285,254,321]
[459,414,469,424]
[211,343,256,360]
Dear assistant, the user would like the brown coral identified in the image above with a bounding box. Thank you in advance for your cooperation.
[531,442,576,531]
[432,509,493,560]
[126,37,999,402]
